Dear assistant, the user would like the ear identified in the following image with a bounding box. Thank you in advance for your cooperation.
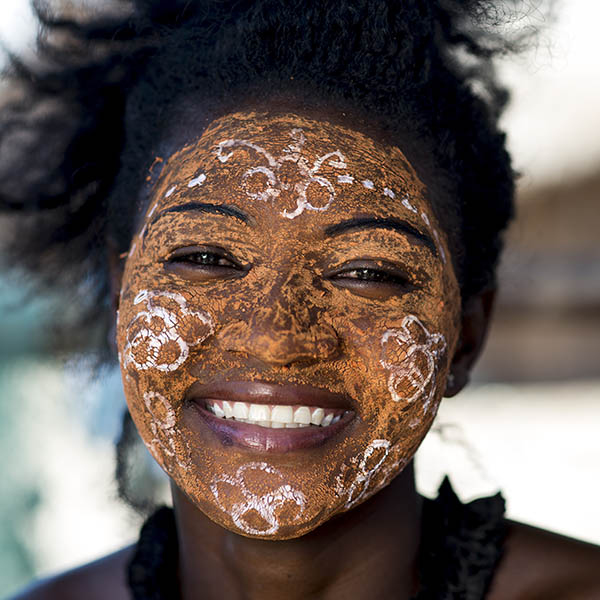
[444,287,496,397]
[106,236,126,354]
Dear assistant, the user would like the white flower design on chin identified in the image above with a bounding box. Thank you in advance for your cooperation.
[380,315,446,413]
[215,128,351,219]
[122,290,214,372]
[210,462,306,536]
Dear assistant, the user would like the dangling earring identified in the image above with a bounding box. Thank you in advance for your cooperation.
[446,372,455,391]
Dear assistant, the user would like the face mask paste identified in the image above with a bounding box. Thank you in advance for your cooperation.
[117,111,461,540]
[210,462,306,536]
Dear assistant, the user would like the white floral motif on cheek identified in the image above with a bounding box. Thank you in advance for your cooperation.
[122,290,214,372]
[143,391,188,469]
[336,439,390,508]
[335,439,408,510]
[214,128,351,219]
[380,315,446,413]
[210,462,306,536]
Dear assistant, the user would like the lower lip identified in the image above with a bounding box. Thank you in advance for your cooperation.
[189,402,355,453]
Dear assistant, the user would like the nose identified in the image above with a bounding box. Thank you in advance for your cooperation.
[218,273,340,367]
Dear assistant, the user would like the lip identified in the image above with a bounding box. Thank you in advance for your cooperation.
[185,380,356,453]
[186,380,354,409]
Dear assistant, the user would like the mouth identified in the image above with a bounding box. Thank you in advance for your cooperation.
[206,400,346,428]
[185,380,356,452]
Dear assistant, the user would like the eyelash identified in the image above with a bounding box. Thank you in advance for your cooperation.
[171,251,239,268]
[166,249,415,293]
[165,248,246,278]
[331,267,408,285]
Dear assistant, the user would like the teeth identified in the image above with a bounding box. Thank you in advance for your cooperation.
[310,407,324,426]
[222,401,233,418]
[233,402,249,419]
[206,401,346,429]
[272,405,293,423]
[293,406,311,424]
[249,404,270,422]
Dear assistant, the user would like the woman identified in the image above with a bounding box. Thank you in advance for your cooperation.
[2,1,599,598]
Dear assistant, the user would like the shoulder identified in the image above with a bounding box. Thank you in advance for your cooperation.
[488,520,600,600]
[9,545,136,600]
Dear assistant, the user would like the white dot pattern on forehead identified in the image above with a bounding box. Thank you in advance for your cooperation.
[380,315,447,413]
[188,173,206,188]
[210,462,306,536]
[204,127,448,261]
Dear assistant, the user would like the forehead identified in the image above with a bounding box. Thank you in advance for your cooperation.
[151,111,430,221]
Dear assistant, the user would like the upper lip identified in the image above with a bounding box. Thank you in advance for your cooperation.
[186,380,354,410]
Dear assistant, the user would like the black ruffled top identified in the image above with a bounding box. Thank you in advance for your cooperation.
[128,478,506,600]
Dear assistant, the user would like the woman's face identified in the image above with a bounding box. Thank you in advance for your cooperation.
[116,111,461,539]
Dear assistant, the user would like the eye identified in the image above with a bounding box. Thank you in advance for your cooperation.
[326,261,417,299]
[164,246,248,281]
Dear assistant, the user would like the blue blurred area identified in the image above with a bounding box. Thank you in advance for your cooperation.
[0,275,128,596]
[0,275,49,593]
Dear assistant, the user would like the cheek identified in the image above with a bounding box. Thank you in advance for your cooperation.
[117,287,215,471]
[379,314,448,416]
[330,312,451,511]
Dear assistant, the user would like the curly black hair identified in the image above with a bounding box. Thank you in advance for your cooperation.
[0,0,527,358]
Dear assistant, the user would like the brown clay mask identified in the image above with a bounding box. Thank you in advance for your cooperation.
[116,112,461,539]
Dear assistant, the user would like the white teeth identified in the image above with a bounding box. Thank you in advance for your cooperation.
[272,405,293,424]
[207,401,346,428]
[249,403,271,422]
[293,406,311,425]
[310,407,324,426]
[233,402,249,419]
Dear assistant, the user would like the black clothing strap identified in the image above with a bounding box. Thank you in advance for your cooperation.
[127,477,506,599]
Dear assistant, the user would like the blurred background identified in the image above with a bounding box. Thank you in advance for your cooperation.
[1,0,599,596]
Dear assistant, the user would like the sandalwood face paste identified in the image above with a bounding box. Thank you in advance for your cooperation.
[116,112,461,539]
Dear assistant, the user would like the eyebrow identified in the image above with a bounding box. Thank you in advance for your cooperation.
[149,202,251,229]
[324,217,437,255]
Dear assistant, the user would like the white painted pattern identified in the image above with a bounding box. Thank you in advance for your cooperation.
[188,173,206,188]
[335,439,408,509]
[214,128,352,219]
[143,391,189,469]
[211,462,306,536]
[122,290,214,372]
[380,315,446,413]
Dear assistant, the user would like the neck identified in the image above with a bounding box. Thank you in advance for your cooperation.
[172,462,422,600]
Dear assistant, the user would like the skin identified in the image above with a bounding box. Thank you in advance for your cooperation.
[11,105,600,600]
[115,111,461,541]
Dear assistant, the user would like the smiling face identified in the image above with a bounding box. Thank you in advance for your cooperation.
[116,111,461,539]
